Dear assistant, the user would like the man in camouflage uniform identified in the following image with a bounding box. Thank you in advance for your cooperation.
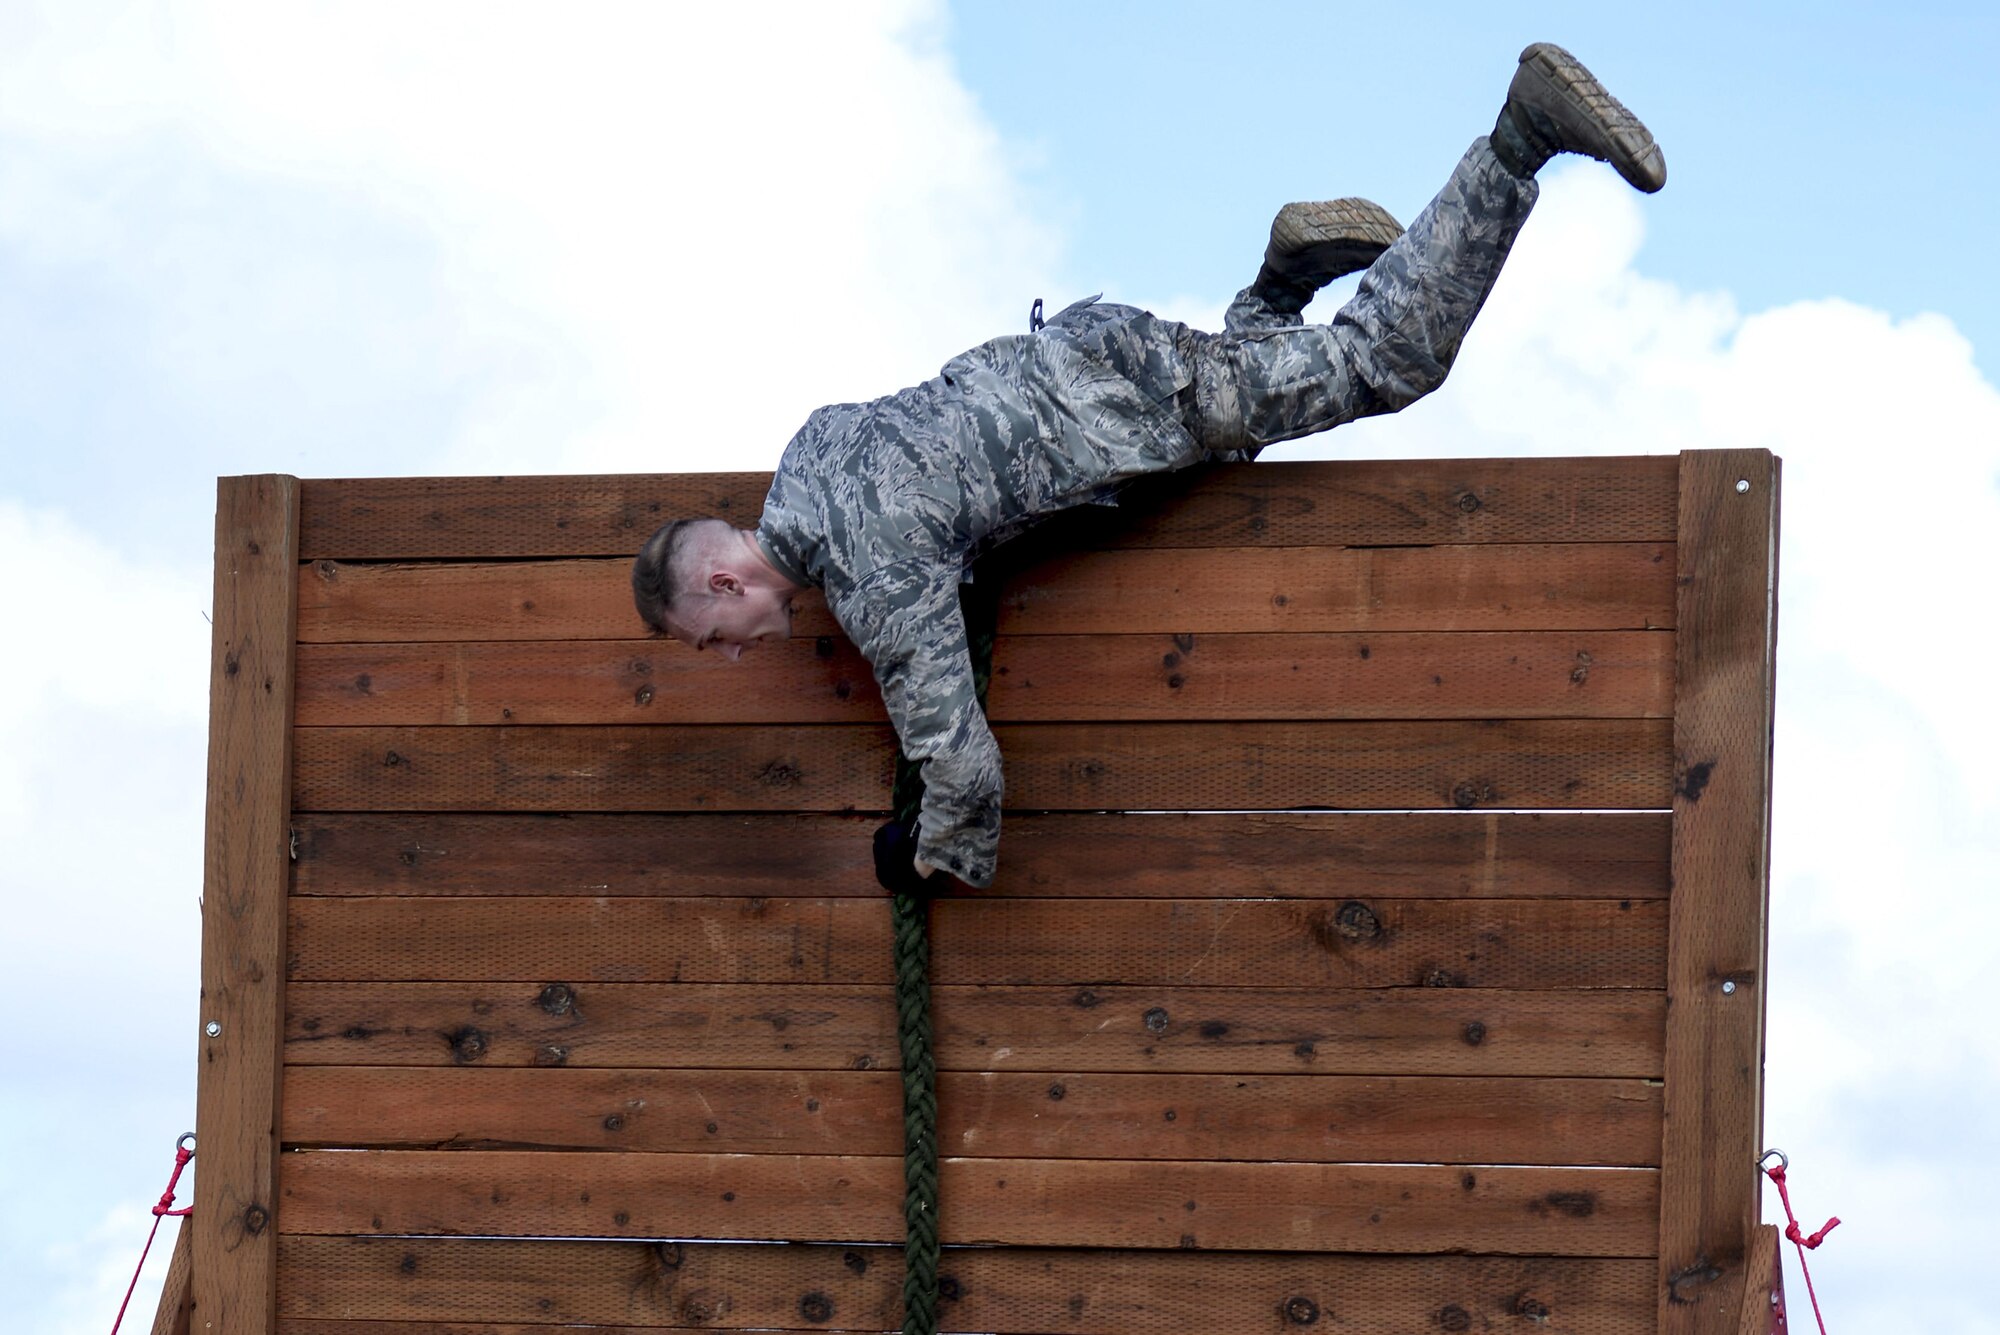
[632,42,1666,889]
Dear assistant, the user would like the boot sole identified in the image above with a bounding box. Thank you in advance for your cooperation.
[1267,198,1405,280]
[1513,42,1666,193]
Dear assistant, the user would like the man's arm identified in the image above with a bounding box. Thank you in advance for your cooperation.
[831,560,1004,888]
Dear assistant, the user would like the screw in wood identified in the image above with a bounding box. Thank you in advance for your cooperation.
[1722,981,1737,994]
[204,1020,222,1036]
[1736,479,1751,493]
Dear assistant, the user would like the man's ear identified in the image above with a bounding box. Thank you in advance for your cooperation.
[708,570,744,597]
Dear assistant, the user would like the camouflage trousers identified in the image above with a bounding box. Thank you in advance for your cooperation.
[1051,137,1539,460]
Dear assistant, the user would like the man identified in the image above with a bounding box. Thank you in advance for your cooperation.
[632,42,1665,890]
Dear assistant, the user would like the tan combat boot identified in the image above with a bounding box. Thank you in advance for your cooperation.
[1493,42,1667,193]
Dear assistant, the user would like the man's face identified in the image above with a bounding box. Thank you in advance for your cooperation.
[665,585,794,661]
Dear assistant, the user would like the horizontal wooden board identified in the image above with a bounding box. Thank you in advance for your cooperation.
[278,1150,1658,1256]
[283,1067,1663,1165]
[287,982,1666,1076]
[293,630,1673,726]
[278,1236,1656,1332]
[291,810,1672,900]
[296,455,1678,560]
[297,542,1675,644]
[291,719,1674,813]
[288,896,1665,989]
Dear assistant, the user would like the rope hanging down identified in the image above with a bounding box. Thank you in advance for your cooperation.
[1762,1149,1841,1335]
[109,1133,194,1335]
[887,568,1002,1335]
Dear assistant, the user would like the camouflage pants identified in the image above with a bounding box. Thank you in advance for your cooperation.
[1054,138,1538,460]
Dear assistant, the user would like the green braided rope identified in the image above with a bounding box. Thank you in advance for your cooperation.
[889,569,1001,1335]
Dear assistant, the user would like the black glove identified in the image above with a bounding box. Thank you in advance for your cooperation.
[872,819,931,895]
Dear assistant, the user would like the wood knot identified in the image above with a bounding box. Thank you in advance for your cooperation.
[1456,491,1482,513]
[1462,1021,1487,1046]
[1666,1257,1724,1305]
[445,1027,488,1062]
[654,1241,684,1271]
[1514,1294,1552,1322]
[798,1292,834,1324]
[1437,1304,1472,1331]
[1284,1296,1320,1325]
[1046,1081,1066,1101]
[1143,1007,1170,1035]
[242,1203,270,1236]
[1450,781,1497,809]
[1333,901,1381,941]
[537,983,576,1016]
[756,760,802,788]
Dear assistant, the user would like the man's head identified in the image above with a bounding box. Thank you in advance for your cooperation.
[632,517,798,661]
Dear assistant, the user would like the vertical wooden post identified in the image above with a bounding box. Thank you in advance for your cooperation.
[193,475,300,1334]
[1659,449,1780,1331]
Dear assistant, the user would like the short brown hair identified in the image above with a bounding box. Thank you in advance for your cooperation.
[631,517,729,633]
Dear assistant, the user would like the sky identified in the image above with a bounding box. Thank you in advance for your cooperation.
[2,2,1995,1331]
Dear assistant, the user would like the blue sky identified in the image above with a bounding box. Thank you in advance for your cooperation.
[3,3,1995,1332]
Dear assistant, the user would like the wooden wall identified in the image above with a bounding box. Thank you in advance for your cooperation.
[191,453,1780,1334]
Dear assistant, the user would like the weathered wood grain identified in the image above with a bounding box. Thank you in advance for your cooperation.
[296,542,1675,643]
[194,474,300,1335]
[290,718,1673,813]
[292,630,1673,726]
[277,1236,1657,1332]
[1736,1225,1784,1335]
[296,455,1678,560]
[286,981,1666,1077]
[290,810,1672,900]
[278,1150,1659,1255]
[1658,450,1781,1331]
[282,1067,1664,1165]
[286,895,1666,989]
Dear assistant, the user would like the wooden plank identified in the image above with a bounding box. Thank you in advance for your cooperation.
[287,896,1665,989]
[291,718,1673,813]
[1736,1225,1784,1335]
[149,1214,194,1335]
[296,455,1678,559]
[297,542,1675,643]
[1659,449,1780,1332]
[291,810,1673,900]
[278,1150,1659,1256]
[287,981,1666,1076]
[194,474,300,1335]
[283,1068,1664,1165]
[278,1236,1657,1332]
[293,630,1673,726]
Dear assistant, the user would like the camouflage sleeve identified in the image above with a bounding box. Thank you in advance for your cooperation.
[830,560,1004,887]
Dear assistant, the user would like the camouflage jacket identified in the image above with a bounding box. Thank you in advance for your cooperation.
[755,300,1201,887]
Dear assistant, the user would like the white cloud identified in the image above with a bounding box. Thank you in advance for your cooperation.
[2,0,1063,483]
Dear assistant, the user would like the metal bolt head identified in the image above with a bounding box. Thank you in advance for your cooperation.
[205,1020,223,1036]
[1721,981,1737,995]
[1735,478,1751,494]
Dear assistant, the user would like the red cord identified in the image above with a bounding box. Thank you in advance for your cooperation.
[110,1136,194,1335]
[1764,1154,1839,1335]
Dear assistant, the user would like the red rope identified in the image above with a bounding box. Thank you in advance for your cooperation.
[110,1135,194,1335]
[1763,1151,1839,1335]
